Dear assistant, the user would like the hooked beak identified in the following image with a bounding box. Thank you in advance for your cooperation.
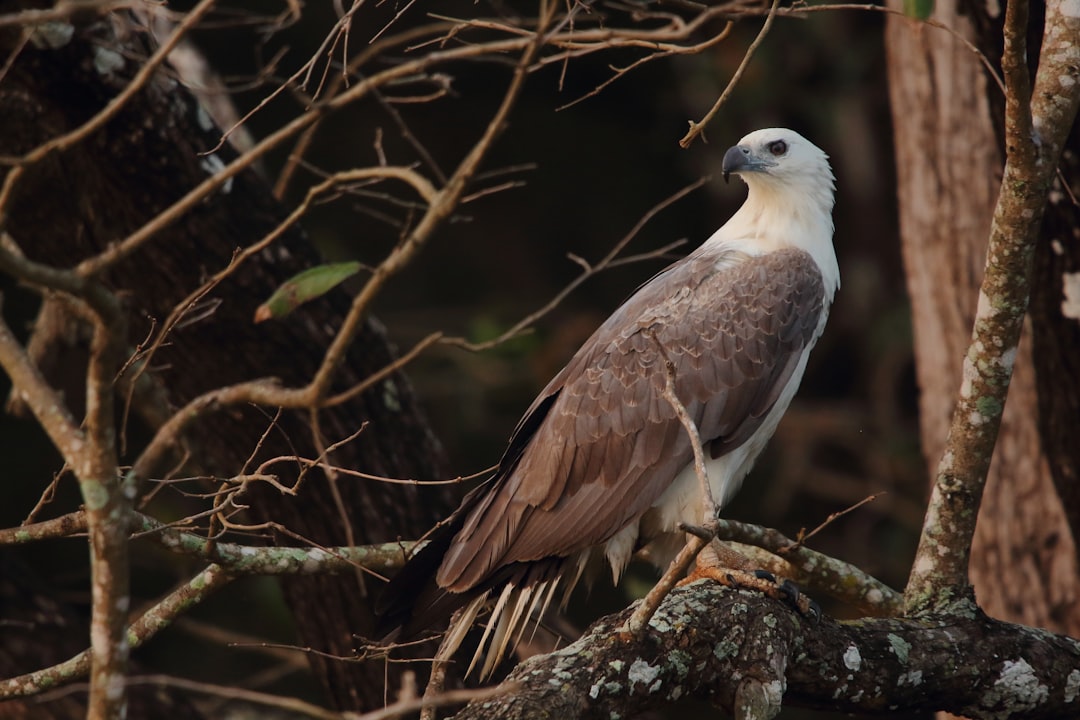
[722,144,761,183]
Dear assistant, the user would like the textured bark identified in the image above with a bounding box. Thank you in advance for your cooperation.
[450,581,1080,720]
[0,11,452,713]
[1033,147,1080,548]
[884,2,1080,634]
[1022,0,1080,559]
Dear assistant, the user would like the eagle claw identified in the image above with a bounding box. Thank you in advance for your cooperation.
[700,567,821,624]
[753,569,778,584]
[776,578,821,625]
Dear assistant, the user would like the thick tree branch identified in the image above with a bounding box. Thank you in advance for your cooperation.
[451,581,1080,720]
[0,510,417,577]
[712,519,902,616]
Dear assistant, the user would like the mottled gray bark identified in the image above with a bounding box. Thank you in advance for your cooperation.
[451,582,1080,720]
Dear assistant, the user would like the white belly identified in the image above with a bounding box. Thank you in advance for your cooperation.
[622,341,817,573]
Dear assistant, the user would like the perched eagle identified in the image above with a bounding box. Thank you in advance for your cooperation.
[378,128,839,678]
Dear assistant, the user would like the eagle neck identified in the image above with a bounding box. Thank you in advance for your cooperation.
[710,177,839,303]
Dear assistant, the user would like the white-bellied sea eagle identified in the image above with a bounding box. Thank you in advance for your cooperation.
[377,127,840,679]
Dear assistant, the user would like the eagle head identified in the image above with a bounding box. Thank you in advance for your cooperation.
[721,128,834,192]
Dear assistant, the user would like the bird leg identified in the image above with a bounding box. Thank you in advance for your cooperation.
[682,542,821,622]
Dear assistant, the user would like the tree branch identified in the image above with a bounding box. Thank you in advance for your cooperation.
[712,518,902,616]
[903,0,1080,614]
[450,581,1080,720]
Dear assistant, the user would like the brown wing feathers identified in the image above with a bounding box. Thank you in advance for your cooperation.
[377,247,825,651]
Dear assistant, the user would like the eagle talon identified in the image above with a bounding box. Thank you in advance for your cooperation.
[805,598,822,625]
[774,579,822,625]
[778,579,801,604]
[753,569,777,584]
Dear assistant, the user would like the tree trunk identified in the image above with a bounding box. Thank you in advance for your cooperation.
[884,0,1080,638]
[0,11,453,712]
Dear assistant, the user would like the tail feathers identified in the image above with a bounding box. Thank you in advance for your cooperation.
[376,483,493,639]
[380,547,572,681]
[464,558,567,680]
[376,478,580,679]
[375,518,467,640]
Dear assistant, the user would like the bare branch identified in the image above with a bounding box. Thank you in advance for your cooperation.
[679,0,779,148]
[712,518,902,616]
[443,178,705,352]
[623,349,716,635]
[0,564,231,701]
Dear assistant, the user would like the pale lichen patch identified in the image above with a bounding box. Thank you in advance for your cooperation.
[93,46,125,76]
[1064,669,1080,702]
[196,105,215,132]
[842,644,861,672]
[303,548,328,573]
[999,345,1018,373]
[627,658,660,691]
[714,639,739,661]
[1062,272,1080,320]
[82,480,110,511]
[666,649,691,677]
[382,378,402,412]
[897,670,923,687]
[979,659,1049,718]
[29,22,74,49]
[887,633,911,664]
[199,153,234,194]
[976,395,1003,419]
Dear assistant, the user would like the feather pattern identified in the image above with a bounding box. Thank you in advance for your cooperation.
[376,127,839,680]
[438,247,826,593]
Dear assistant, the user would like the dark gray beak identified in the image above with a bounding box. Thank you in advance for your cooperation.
[722,145,752,184]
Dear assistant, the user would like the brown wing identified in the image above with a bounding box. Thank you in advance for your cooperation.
[436,247,827,592]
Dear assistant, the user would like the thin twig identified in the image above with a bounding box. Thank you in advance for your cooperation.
[680,0,780,148]
[442,178,705,352]
[624,345,715,635]
[783,492,884,552]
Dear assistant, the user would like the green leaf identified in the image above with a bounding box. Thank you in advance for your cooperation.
[254,261,362,322]
[902,0,933,20]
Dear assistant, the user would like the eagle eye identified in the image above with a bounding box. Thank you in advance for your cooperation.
[767,140,787,156]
